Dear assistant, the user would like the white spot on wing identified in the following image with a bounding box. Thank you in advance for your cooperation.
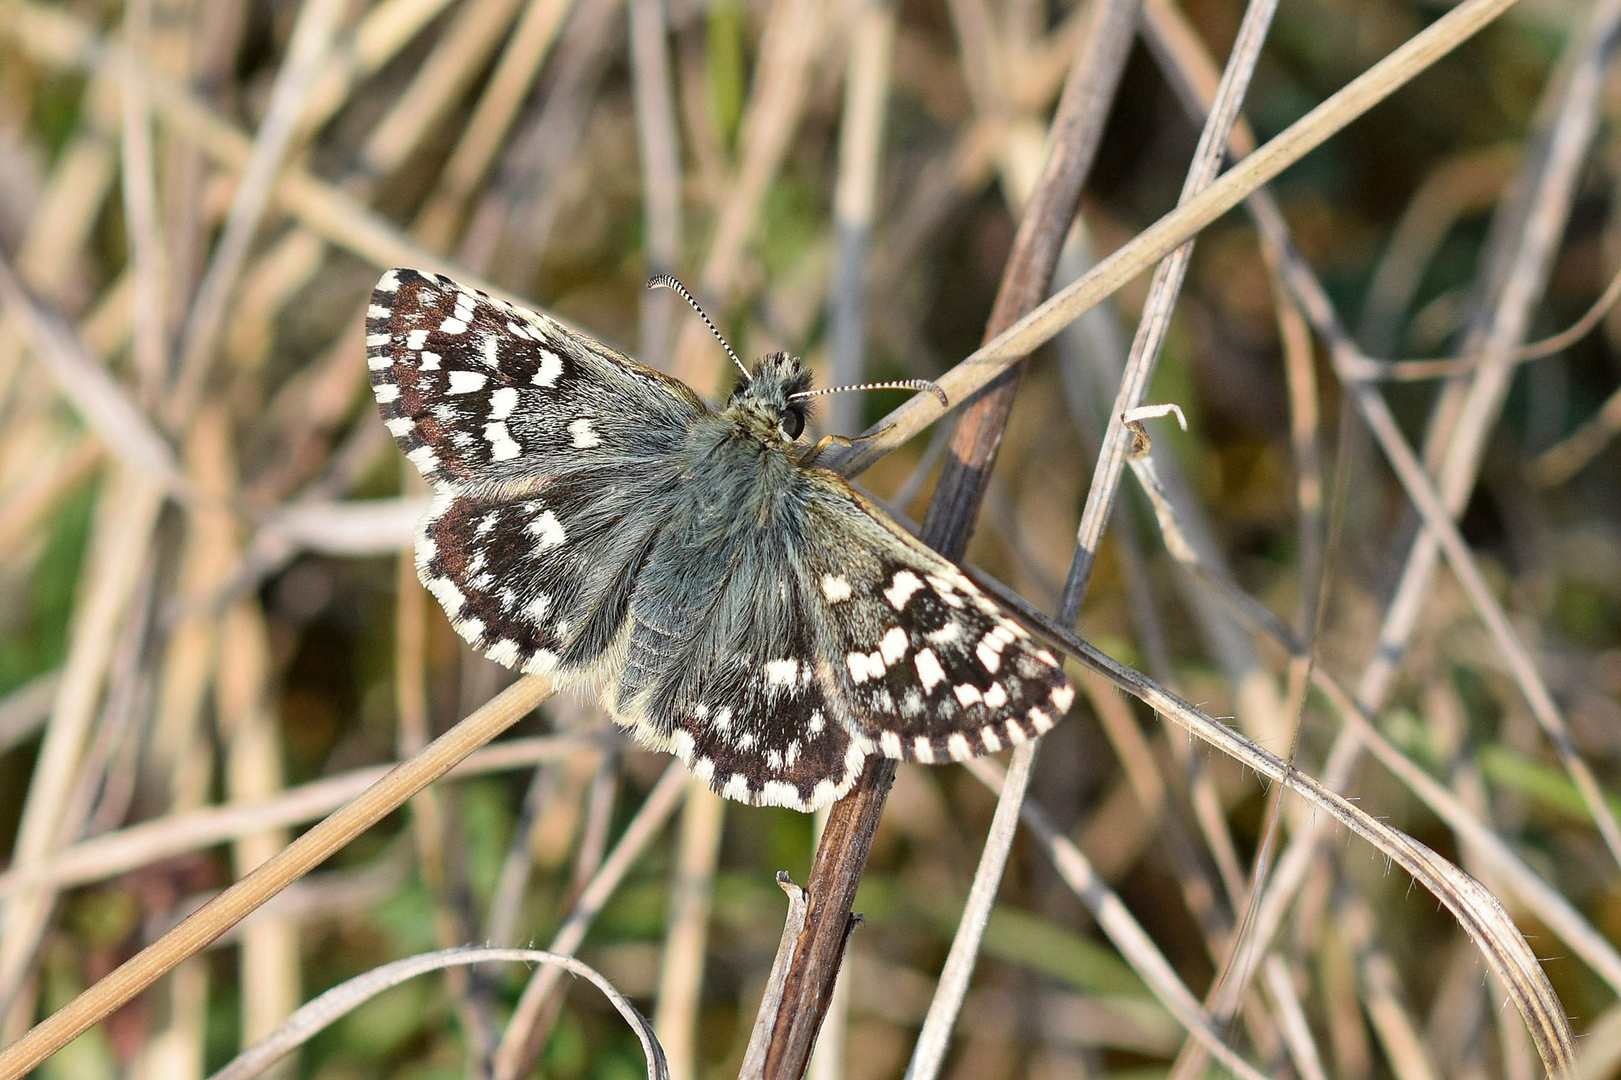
[419,351,441,370]
[448,370,487,394]
[534,350,563,386]
[569,417,601,448]
[484,421,521,460]
[761,781,805,808]
[821,575,852,603]
[928,574,965,608]
[878,626,908,664]
[489,386,519,420]
[884,569,925,610]
[374,383,400,404]
[765,658,800,686]
[947,733,972,760]
[1052,684,1074,712]
[376,270,400,293]
[407,329,429,349]
[365,332,390,347]
[913,737,935,764]
[982,683,1008,709]
[980,725,1003,753]
[914,648,946,692]
[385,417,412,438]
[846,650,885,684]
[529,509,566,549]
[440,317,468,334]
[522,649,558,675]
[844,741,868,779]
[427,576,465,615]
[880,731,903,758]
[407,445,439,473]
[485,639,519,667]
[953,684,982,707]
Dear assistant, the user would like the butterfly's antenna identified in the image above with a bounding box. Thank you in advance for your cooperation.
[791,379,948,407]
[648,274,750,381]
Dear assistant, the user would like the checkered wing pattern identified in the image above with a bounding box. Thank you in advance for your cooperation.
[366,268,703,488]
[367,267,1075,812]
[799,480,1073,765]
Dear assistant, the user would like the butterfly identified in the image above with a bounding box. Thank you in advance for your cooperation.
[366,268,1074,810]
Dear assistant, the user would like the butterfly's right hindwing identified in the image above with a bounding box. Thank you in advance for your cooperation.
[605,462,874,811]
[367,268,704,489]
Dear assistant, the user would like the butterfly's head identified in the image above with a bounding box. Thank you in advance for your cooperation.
[727,351,814,443]
[648,274,948,447]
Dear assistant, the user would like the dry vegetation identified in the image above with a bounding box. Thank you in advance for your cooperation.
[0,0,1617,1077]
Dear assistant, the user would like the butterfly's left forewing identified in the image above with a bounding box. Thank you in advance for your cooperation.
[367,269,704,491]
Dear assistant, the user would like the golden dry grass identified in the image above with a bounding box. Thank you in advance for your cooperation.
[0,0,1618,1077]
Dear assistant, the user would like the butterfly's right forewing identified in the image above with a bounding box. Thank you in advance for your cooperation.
[798,477,1074,763]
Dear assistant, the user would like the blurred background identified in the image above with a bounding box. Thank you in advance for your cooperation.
[0,0,1618,1076]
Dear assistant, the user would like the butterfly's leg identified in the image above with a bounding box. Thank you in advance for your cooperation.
[800,433,852,465]
[800,426,895,466]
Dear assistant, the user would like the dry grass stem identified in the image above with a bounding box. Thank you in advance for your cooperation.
[0,677,555,1077]
[211,947,669,1080]
[0,0,1611,1075]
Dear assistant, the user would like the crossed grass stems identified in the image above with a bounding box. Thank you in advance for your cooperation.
[0,0,1615,1075]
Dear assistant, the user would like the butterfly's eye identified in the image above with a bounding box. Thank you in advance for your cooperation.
[781,405,806,440]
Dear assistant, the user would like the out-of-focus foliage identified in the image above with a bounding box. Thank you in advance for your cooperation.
[0,0,1616,1076]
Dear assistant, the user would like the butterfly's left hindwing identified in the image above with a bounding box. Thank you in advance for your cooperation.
[414,465,677,680]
